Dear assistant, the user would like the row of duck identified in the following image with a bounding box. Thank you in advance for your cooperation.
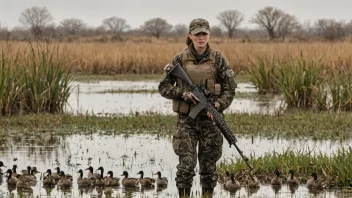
[2,161,351,193]
[217,168,352,191]
[0,162,168,189]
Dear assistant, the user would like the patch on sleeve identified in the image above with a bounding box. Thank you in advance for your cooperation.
[225,69,235,77]
[225,69,237,90]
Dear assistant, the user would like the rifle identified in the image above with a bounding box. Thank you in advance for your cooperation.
[168,63,253,170]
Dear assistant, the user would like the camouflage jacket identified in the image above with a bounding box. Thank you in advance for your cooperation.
[158,45,237,112]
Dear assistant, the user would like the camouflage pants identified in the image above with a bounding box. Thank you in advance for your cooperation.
[172,114,223,189]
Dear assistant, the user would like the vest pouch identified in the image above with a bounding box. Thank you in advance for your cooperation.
[206,79,215,94]
[214,84,221,96]
[206,80,221,96]
[172,100,190,114]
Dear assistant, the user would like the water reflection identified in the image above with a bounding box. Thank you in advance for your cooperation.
[70,81,257,93]
[66,81,284,115]
[0,132,350,197]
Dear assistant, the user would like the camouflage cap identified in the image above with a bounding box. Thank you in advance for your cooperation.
[189,18,210,34]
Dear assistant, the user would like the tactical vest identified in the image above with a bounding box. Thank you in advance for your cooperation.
[172,47,221,115]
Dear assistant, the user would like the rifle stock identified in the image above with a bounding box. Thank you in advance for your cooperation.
[168,63,253,170]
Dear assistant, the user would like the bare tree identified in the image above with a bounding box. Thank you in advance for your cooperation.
[174,24,188,36]
[0,21,7,32]
[19,6,54,38]
[102,17,129,34]
[141,18,172,38]
[315,19,345,41]
[0,21,9,40]
[276,14,300,40]
[217,10,244,38]
[43,23,59,38]
[210,26,223,37]
[59,18,86,35]
[0,21,5,29]
[345,20,352,37]
[250,6,285,40]
[290,20,314,41]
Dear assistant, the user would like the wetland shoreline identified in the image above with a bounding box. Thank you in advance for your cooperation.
[1,111,351,140]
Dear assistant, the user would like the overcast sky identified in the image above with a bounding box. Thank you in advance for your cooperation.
[0,0,351,30]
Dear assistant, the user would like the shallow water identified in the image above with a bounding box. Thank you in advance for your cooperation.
[66,81,284,115]
[0,132,350,198]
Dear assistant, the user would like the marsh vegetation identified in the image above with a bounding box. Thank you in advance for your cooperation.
[1,40,352,197]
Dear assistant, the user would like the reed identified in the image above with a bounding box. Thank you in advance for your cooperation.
[327,67,352,111]
[0,41,72,115]
[274,55,324,108]
[246,57,278,94]
[247,54,352,111]
[0,45,24,115]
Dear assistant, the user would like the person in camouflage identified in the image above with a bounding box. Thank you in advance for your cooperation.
[158,18,237,197]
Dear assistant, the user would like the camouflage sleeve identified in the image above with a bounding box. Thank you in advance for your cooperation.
[214,52,237,111]
[158,53,185,100]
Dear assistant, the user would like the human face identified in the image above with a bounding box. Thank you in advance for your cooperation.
[189,32,210,49]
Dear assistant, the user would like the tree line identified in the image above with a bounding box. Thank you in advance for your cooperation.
[1,6,352,41]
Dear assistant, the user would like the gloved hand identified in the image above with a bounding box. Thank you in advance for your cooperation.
[182,91,199,104]
[207,102,221,121]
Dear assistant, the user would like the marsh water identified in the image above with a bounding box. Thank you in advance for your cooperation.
[1,132,351,198]
[65,81,284,115]
[0,80,349,197]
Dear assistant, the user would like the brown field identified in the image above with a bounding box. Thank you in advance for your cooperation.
[1,37,352,75]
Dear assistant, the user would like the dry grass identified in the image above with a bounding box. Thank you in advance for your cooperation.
[1,38,352,75]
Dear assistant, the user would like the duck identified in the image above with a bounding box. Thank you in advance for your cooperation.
[0,161,6,168]
[271,169,282,186]
[16,176,32,189]
[287,169,300,185]
[77,169,91,187]
[5,169,18,186]
[120,171,139,188]
[94,167,105,186]
[43,169,56,186]
[11,165,18,178]
[46,167,61,181]
[307,172,324,189]
[348,178,352,189]
[218,171,231,184]
[22,167,40,186]
[85,166,100,180]
[225,173,241,190]
[5,169,31,189]
[246,175,260,187]
[58,171,72,187]
[30,167,40,178]
[137,170,155,187]
[0,168,3,183]
[21,166,32,175]
[105,171,120,186]
[52,167,73,181]
[154,171,168,187]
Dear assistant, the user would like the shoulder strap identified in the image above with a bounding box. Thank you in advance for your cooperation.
[181,48,189,66]
[209,49,220,83]
[209,49,218,65]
